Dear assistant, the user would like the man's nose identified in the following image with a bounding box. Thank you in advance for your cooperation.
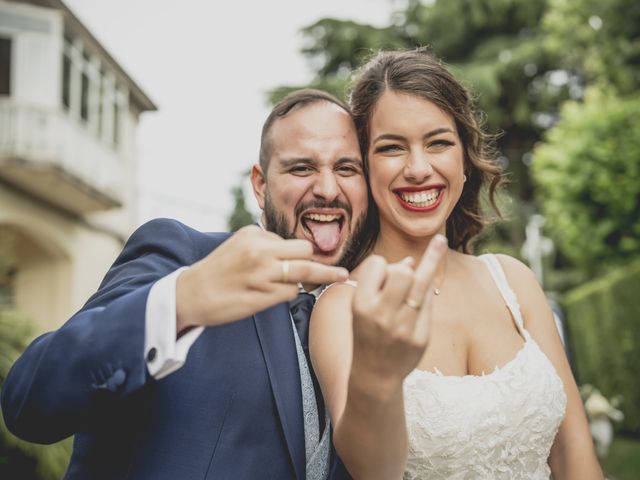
[404,149,434,183]
[312,170,340,201]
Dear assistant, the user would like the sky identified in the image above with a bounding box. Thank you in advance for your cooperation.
[63,0,398,231]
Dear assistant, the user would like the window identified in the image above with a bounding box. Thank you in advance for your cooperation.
[0,37,11,95]
[57,30,126,150]
[113,100,119,146]
[62,51,71,108]
[80,70,89,121]
[97,70,104,135]
[80,51,90,121]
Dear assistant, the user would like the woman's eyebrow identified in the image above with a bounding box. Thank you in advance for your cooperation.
[372,127,455,144]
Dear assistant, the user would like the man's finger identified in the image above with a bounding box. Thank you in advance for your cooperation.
[274,259,349,285]
[232,226,314,260]
[269,239,315,259]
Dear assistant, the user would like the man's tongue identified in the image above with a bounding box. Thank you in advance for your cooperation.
[306,220,341,253]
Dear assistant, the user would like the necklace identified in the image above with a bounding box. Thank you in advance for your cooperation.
[434,248,448,296]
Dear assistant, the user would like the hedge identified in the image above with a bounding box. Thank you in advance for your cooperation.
[563,259,640,434]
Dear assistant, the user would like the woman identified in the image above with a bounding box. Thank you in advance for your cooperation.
[310,49,602,479]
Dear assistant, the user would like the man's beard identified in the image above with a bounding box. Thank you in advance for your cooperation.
[263,192,366,270]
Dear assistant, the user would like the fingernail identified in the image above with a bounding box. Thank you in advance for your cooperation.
[336,268,349,280]
[433,234,448,251]
[401,256,415,266]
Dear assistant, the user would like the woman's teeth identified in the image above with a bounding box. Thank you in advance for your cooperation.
[399,190,440,207]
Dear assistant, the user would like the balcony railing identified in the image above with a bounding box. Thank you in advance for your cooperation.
[0,100,125,213]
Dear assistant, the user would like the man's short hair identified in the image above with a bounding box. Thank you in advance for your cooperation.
[259,89,351,170]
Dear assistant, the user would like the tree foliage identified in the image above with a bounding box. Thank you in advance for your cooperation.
[543,0,640,95]
[532,90,640,270]
[0,241,71,479]
[267,0,639,274]
[269,0,574,252]
[563,258,640,434]
[533,0,640,272]
[227,173,255,231]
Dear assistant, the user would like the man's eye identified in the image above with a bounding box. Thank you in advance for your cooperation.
[289,166,313,174]
[337,166,360,175]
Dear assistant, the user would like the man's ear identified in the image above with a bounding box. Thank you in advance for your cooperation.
[250,164,267,210]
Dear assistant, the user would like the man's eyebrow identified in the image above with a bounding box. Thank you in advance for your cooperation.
[335,157,363,167]
[279,158,316,168]
[372,127,455,143]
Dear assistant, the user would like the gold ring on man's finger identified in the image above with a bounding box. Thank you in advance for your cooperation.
[281,260,290,283]
[404,297,421,310]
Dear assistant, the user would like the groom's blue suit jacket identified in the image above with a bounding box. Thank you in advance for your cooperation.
[1,218,351,479]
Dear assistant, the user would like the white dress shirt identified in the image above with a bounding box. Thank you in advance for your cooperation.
[144,267,203,379]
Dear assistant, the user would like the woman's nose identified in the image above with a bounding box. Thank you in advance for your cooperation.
[403,150,434,183]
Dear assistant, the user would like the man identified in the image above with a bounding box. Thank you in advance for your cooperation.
[1,90,368,479]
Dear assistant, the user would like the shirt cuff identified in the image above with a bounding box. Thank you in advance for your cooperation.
[145,266,204,379]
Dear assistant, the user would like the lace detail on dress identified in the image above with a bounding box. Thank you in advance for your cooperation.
[402,255,567,479]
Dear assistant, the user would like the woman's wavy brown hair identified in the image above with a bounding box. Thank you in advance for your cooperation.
[348,48,503,261]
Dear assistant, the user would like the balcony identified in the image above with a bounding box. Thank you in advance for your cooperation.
[0,100,125,214]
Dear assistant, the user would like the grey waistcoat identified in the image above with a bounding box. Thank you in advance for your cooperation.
[292,320,330,480]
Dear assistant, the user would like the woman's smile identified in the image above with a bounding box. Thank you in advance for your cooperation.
[393,185,445,212]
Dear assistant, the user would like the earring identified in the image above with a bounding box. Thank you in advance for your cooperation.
[463,174,467,183]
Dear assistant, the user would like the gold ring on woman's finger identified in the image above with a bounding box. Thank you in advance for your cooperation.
[404,297,421,310]
[281,260,290,283]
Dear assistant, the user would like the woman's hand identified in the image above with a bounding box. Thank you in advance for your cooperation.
[350,234,447,398]
[310,235,447,480]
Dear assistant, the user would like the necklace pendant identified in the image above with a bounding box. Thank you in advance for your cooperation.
[434,288,441,296]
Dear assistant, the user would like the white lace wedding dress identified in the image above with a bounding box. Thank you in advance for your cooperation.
[402,254,567,479]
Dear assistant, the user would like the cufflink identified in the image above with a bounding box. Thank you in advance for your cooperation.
[147,347,157,362]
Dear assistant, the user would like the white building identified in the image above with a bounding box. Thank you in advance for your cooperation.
[0,0,156,331]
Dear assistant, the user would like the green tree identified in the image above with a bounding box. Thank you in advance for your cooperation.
[0,240,72,479]
[267,19,402,104]
[269,0,640,275]
[227,172,255,231]
[270,0,575,253]
[532,0,640,273]
[543,0,640,95]
[532,90,640,271]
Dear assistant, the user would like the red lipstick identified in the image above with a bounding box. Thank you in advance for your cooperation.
[393,185,445,213]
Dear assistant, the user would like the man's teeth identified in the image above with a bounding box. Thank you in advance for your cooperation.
[305,213,341,222]
[400,189,440,207]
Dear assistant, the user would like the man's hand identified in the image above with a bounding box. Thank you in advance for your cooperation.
[175,225,348,332]
[350,235,447,398]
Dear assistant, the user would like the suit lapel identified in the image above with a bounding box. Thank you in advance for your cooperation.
[254,302,305,480]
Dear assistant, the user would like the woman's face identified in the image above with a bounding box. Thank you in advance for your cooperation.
[367,90,465,241]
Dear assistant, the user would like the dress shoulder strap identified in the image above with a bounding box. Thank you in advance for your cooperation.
[479,254,525,332]
[316,279,357,302]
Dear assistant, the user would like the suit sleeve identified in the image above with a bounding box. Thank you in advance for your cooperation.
[0,218,204,444]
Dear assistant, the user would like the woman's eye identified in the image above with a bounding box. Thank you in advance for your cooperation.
[374,144,402,154]
[429,139,454,148]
